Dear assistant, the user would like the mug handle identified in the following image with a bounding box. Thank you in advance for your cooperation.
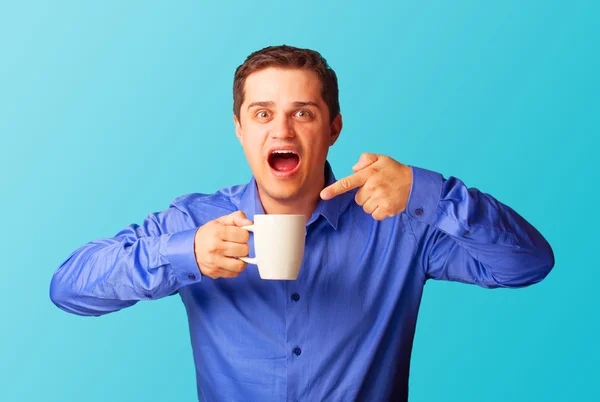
[239,225,257,264]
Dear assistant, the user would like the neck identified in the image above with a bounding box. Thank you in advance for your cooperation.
[259,193,319,222]
[257,175,326,222]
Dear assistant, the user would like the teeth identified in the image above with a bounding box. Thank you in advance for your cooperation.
[272,150,296,154]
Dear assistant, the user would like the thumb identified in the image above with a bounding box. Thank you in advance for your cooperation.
[218,211,253,227]
[352,152,379,172]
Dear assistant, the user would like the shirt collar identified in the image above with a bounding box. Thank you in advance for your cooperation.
[238,161,347,230]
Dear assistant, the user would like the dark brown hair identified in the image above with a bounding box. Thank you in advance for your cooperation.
[233,45,340,122]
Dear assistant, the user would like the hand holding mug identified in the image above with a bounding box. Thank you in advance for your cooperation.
[193,211,253,279]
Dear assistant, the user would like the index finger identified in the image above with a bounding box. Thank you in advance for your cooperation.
[320,171,368,200]
[217,211,253,227]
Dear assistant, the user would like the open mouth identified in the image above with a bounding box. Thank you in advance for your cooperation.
[267,149,301,174]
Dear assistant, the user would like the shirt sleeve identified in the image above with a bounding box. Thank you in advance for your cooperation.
[49,205,202,316]
[406,166,554,288]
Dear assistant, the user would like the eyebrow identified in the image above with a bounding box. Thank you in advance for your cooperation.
[246,101,320,110]
[247,101,275,110]
[292,101,319,108]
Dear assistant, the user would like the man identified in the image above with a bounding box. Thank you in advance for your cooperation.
[50,45,554,401]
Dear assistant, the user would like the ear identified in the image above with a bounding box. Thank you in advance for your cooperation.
[328,114,343,146]
[233,115,243,143]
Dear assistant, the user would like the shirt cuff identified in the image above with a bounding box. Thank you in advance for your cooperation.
[406,166,443,225]
[166,228,202,285]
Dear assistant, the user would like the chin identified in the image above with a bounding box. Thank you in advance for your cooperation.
[263,181,303,201]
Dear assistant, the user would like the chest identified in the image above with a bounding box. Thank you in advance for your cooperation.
[299,213,419,293]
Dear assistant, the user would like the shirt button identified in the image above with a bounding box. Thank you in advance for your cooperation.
[293,347,302,356]
[144,293,152,298]
[188,274,197,281]
[463,230,470,236]
[291,293,300,301]
[415,208,424,216]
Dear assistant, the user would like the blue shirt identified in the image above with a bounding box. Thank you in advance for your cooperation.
[50,163,554,401]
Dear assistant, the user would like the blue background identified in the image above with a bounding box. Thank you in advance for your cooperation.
[1,1,598,401]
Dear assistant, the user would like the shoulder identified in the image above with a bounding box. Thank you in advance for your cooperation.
[167,183,248,223]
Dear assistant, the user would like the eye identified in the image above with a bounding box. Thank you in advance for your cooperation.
[295,109,311,118]
[256,110,271,120]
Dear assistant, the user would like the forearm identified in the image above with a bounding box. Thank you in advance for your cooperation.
[50,225,200,316]
[408,167,554,288]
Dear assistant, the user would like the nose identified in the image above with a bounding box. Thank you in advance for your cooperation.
[270,115,295,139]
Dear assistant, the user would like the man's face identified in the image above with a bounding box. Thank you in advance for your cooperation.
[234,67,342,202]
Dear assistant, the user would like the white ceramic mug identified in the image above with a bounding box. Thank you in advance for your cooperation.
[240,214,306,280]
